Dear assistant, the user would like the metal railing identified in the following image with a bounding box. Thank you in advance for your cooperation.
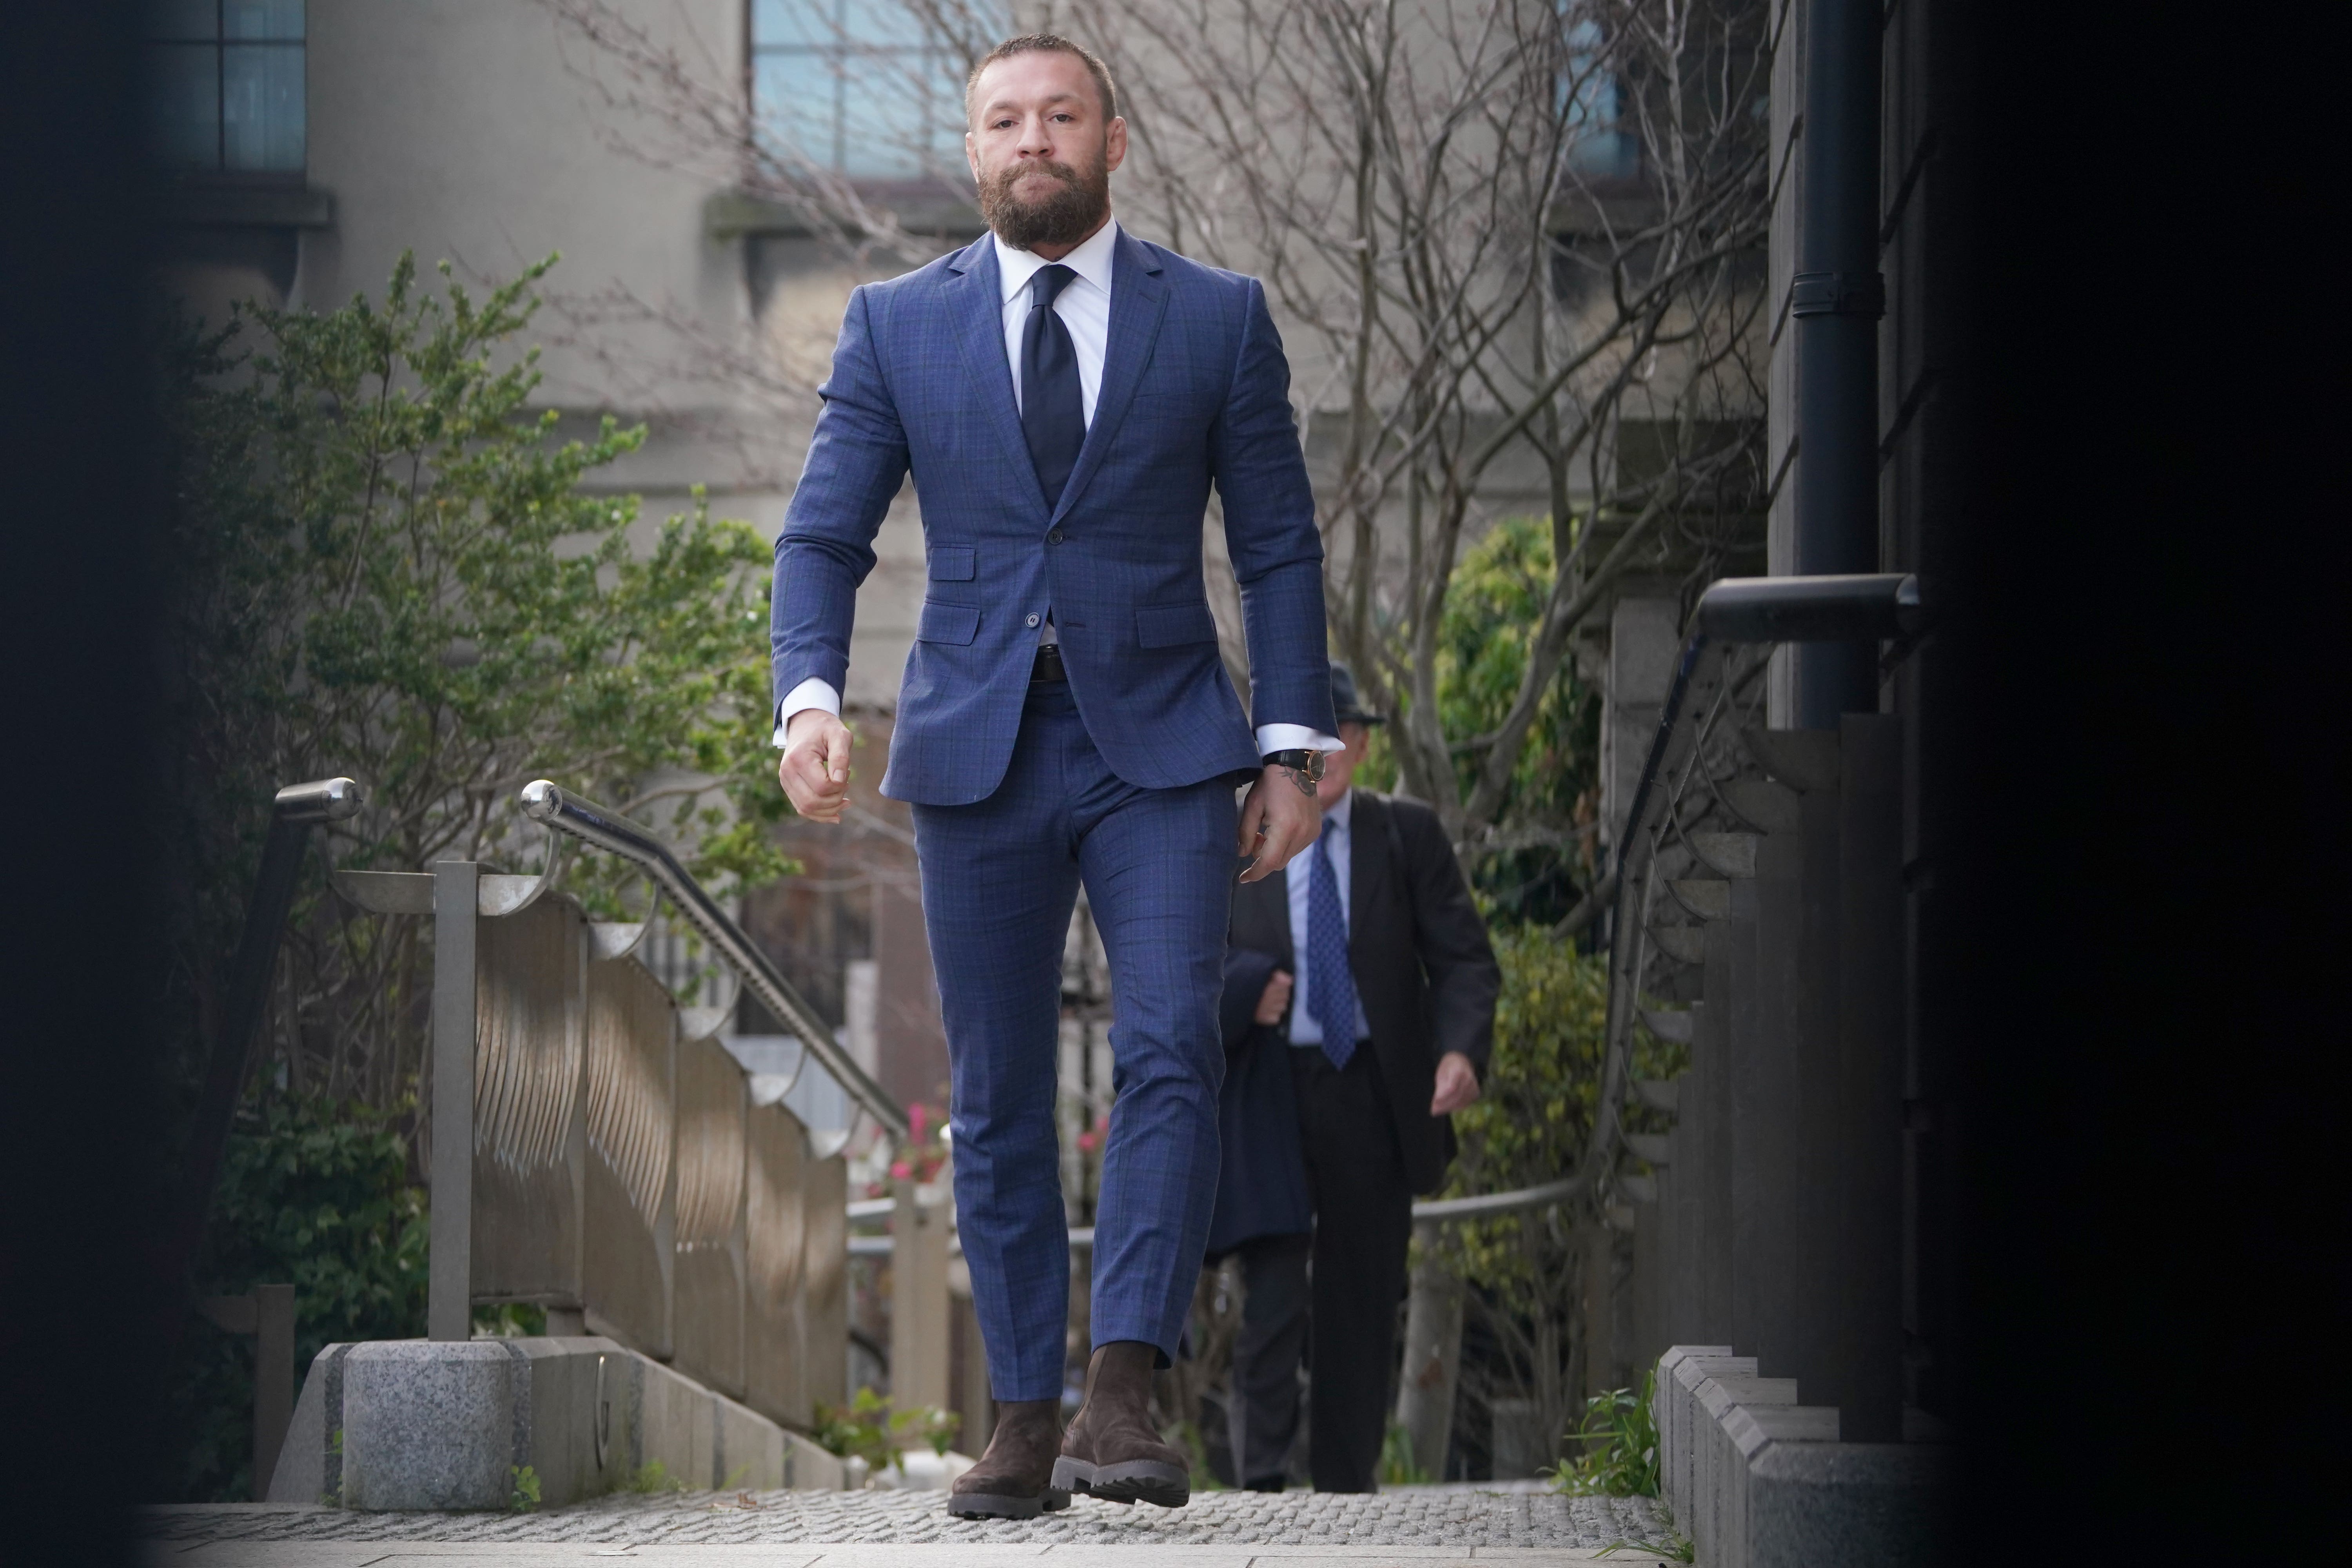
[326,784,884,1426]
[520,780,907,1141]
[1586,572,1920,1200]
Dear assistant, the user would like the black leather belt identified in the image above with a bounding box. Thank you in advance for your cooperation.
[1031,642,1067,683]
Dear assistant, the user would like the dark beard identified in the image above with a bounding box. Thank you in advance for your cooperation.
[978,154,1110,251]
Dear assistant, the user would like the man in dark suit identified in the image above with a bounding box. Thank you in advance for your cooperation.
[1209,666,1501,1493]
[771,34,1338,1518]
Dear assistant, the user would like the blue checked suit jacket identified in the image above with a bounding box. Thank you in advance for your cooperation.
[770,228,1337,806]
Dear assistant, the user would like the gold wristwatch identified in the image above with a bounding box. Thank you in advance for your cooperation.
[1262,748,1326,797]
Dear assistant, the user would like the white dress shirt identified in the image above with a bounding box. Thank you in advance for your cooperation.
[994,217,1118,426]
[1285,786,1372,1047]
[776,218,1339,760]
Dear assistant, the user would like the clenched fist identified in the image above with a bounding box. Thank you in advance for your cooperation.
[777,709,854,824]
[1254,969,1294,1026]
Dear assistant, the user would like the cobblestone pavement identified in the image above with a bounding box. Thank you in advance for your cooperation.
[141,1485,1671,1552]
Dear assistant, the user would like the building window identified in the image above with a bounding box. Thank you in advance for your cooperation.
[750,0,993,181]
[148,1,307,175]
[1563,16,1637,180]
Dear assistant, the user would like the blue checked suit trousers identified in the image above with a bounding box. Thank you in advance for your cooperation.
[913,682,1237,1399]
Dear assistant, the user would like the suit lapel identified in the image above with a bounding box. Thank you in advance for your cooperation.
[1348,791,1387,969]
[944,236,1049,519]
[1051,229,1168,524]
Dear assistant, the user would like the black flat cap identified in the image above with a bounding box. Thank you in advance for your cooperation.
[1330,662,1383,726]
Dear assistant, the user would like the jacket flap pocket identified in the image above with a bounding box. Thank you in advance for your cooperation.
[1136,601,1219,650]
[927,546,975,581]
[917,600,981,645]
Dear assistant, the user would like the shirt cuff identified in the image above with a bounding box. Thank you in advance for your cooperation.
[773,678,842,748]
[1255,723,1346,756]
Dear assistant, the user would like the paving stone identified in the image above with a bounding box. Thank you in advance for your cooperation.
[139,1485,1672,1553]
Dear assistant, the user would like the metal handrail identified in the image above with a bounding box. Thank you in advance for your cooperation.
[172,777,364,1288]
[1584,572,1926,1199]
[1412,1174,1588,1223]
[840,1174,1592,1253]
[519,780,909,1139]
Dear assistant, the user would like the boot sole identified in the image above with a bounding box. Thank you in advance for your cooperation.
[1051,1455,1189,1509]
[946,1487,1073,1520]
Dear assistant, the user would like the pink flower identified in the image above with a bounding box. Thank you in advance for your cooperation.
[890,1159,912,1180]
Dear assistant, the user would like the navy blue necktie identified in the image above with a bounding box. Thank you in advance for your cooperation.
[1305,815,1358,1071]
[1021,263,1084,509]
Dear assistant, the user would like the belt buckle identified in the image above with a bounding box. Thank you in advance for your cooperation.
[1033,643,1066,683]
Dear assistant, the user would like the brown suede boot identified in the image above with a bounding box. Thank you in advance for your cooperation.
[948,1399,1071,1519]
[1051,1341,1190,1508]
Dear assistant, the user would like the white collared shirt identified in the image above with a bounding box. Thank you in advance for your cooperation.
[1285,786,1372,1047]
[775,218,1339,759]
[994,218,1119,426]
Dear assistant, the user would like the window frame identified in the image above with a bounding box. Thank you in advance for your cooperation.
[148,0,308,180]
[746,0,978,184]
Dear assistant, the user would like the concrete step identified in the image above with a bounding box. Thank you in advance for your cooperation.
[1720,779,1801,834]
[1686,831,1759,878]
[1637,1006,1694,1044]
[1739,728,1840,793]
[1624,1132,1673,1165]
[1665,878,1730,920]
[1646,924,1706,964]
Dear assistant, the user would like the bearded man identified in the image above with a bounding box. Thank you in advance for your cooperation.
[771,34,1338,1517]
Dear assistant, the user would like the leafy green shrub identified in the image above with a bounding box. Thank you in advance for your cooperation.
[1379,1421,1434,1486]
[166,1094,429,1501]
[1421,922,1610,1471]
[156,254,795,1499]
[814,1387,962,1473]
[158,251,788,1118]
[1548,1371,1661,1496]
[1353,515,1602,924]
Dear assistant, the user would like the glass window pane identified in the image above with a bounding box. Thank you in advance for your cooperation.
[224,0,303,41]
[222,42,304,170]
[149,0,220,40]
[752,0,838,49]
[148,43,221,168]
[837,51,956,179]
[753,51,842,168]
[838,5,928,49]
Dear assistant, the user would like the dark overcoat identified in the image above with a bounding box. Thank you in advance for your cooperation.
[1205,789,1501,1255]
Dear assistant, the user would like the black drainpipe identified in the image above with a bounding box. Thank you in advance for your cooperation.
[1791,0,1886,728]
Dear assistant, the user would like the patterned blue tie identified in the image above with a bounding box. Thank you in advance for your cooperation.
[1305,815,1358,1070]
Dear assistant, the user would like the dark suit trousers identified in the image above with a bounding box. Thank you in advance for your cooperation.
[1230,1045,1413,1492]
[913,682,1237,1400]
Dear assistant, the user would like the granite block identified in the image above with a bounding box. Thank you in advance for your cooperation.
[1748,1441,1953,1568]
[341,1339,523,1511]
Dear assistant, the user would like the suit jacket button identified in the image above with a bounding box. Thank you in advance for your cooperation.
[1025,613,1041,628]
[1047,529,1065,544]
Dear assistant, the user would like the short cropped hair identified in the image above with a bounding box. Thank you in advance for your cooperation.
[964,33,1121,126]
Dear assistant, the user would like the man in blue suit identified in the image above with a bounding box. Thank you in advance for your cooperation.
[771,34,1338,1518]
